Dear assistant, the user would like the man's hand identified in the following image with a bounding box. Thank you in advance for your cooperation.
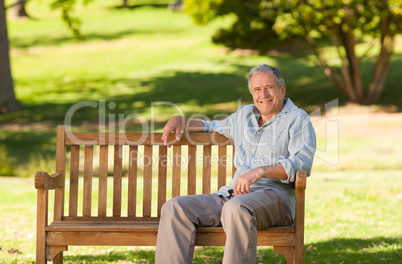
[232,165,288,195]
[233,168,263,195]
[162,116,184,148]
[161,116,205,148]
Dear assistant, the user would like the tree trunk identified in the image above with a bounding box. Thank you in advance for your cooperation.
[307,25,395,105]
[11,0,29,19]
[305,33,362,104]
[122,0,128,8]
[0,0,21,114]
[365,18,395,104]
[341,29,364,103]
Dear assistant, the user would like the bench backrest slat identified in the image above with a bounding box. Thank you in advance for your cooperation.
[113,145,123,217]
[157,146,167,217]
[61,128,234,219]
[128,145,138,217]
[54,126,66,221]
[98,145,108,217]
[172,145,181,198]
[232,147,236,176]
[143,145,153,217]
[69,145,80,217]
[202,145,212,194]
[83,146,93,217]
[187,145,197,195]
[218,145,227,190]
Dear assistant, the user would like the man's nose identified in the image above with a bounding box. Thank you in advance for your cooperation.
[262,89,270,97]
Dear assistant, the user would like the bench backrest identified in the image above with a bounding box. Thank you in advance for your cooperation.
[53,125,235,220]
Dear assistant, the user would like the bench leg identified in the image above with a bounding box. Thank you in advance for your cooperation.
[53,252,63,264]
[273,246,295,264]
[48,246,67,263]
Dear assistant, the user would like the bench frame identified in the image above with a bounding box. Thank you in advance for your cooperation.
[35,125,307,263]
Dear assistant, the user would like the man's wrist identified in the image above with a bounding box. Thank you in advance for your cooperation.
[257,166,269,180]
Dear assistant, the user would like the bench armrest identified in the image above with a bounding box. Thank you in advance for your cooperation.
[35,171,64,190]
[295,171,307,191]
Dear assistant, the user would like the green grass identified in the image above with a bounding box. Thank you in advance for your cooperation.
[0,170,401,263]
[2,0,402,177]
[0,0,402,262]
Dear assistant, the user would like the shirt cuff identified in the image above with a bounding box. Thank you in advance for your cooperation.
[277,159,295,184]
[199,120,211,132]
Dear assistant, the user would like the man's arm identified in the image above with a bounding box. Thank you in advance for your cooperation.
[233,165,287,195]
[161,116,204,147]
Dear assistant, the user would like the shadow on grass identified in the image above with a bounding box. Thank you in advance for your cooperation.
[302,237,402,264]
[9,27,186,50]
[113,4,169,10]
[64,248,156,263]
[62,237,401,263]
[1,55,402,176]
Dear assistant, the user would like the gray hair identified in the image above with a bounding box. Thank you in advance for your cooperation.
[246,64,284,93]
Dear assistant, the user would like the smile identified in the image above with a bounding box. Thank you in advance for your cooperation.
[259,99,273,104]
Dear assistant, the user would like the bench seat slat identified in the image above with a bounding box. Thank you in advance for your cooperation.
[47,221,294,233]
[63,216,160,222]
[46,221,295,247]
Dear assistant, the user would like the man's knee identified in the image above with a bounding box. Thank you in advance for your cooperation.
[161,196,183,216]
[222,199,254,221]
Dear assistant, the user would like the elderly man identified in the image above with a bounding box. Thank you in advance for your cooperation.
[155,64,316,264]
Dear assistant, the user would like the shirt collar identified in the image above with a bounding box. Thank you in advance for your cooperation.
[251,98,297,119]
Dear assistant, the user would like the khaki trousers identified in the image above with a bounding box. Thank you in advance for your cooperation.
[155,190,292,264]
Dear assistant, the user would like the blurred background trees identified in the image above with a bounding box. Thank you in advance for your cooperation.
[10,0,30,19]
[0,0,20,113]
[1,0,401,113]
[0,0,91,113]
[185,0,401,104]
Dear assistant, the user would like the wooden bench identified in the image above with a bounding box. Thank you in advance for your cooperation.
[35,125,307,264]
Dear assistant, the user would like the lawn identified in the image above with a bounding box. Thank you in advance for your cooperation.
[0,0,401,263]
[0,170,401,263]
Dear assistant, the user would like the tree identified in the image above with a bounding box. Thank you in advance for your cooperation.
[0,0,91,114]
[185,0,402,104]
[0,0,21,113]
[11,0,30,19]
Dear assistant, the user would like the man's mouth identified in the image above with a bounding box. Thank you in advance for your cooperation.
[259,99,273,104]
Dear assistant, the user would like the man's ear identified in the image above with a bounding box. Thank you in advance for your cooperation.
[281,84,286,97]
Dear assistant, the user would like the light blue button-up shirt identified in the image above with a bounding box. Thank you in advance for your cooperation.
[200,98,316,219]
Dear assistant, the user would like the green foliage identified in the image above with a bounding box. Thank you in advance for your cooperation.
[0,145,16,176]
[50,0,93,37]
[184,0,402,104]
[270,0,402,40]
[185,0,287,52]
[185,0,402,51]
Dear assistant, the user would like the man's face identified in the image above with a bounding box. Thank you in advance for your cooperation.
[250,71,286,118]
